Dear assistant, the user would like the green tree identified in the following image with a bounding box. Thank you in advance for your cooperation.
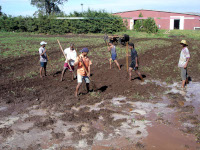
[0,6,3,16]
[31,0,68,15]
[0,9,126,34]
[134,13,144,32]
[143,18,158,33]
[134,13,158,33]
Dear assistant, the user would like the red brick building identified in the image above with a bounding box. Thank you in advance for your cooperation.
[113,9,200,30]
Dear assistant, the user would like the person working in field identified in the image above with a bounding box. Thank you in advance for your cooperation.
[128,43,144,82]
[74,48,92,97]
[108,41,121,70]
[178,40,190,88]
[60,44,77,81]
[39,41,48,78]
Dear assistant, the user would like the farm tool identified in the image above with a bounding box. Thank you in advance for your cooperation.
[46,52,53,72]
[76,49,98,91]
[57,39,76,77]
[126,42,129,72]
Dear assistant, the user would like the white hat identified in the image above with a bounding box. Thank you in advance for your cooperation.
[40,41,47,45]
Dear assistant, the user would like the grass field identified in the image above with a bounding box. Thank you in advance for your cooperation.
[116,29,200,40]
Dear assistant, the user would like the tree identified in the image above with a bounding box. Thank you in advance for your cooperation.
[31,0,68,15]
[0,6,2,16]
[134,13,144,32]
[134,13,158,33]
[143,18,158,33]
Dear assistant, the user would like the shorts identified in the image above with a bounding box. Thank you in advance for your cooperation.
[64,63,74,72]
[130,63,138,70]
[77,74,90,83]
[40,62,47,68]
[111,53,117,61]
[181,67,187,80]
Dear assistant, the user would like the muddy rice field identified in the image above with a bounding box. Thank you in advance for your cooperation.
[0,33,200,150]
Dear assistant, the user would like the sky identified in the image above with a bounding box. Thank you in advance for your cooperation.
[0,0,200,16]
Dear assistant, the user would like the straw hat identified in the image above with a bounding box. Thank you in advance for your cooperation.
[180,40,188,46]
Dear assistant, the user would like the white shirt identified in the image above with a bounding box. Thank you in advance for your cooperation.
[39,47,47,62]
[178,47,190,68]
[64,47,77,66]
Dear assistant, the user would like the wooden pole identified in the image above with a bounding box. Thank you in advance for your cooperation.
[126,42,128,72]
[46,52,53,71]
[79,56,92,81]
[57,39,75,75]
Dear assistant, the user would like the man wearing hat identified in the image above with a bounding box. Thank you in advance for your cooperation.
[178,40,190,88]
[128,43,144,82]
[74,48,92,97]
[39,41,48,78]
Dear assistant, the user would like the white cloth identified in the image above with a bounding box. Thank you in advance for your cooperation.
[64,47,77,66]
[77,74,90,83]
[39,47,47,62]
[178,47,190,68]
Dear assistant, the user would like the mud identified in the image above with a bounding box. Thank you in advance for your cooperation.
[0,34,200,149]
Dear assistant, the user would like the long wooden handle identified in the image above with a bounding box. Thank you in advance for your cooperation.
[46,52,50,61]
[79,56,92,81]
[57,39,73,71]
[126,42,128,72]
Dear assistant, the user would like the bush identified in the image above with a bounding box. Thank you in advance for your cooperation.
[0,9,126,34]
[134,13,158,33]
[143,18,158,33]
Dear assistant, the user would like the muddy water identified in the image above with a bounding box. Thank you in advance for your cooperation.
[185,82,200,116]
[143,123,198,150]
[0,81,200,149]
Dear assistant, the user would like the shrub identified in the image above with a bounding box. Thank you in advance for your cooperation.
[134,13,158,33]
[0,9,126,34]
[143,18,158,33]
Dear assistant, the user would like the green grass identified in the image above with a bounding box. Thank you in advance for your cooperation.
[1,30,199,58]
[141,66,152,73]
[135,40,172,54]
[132,92,145,100]
[89,91,101,98]
[115,29,200,40]
[92,39,172,62]
[0,32,104,58]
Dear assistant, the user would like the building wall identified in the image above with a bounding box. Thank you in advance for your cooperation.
[114,10,200,30]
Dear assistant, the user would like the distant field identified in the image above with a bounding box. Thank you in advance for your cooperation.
[116,29,200,40]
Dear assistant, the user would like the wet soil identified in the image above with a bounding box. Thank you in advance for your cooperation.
[0,34,200,149]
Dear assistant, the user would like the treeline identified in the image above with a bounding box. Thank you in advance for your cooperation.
[0,9,126,34]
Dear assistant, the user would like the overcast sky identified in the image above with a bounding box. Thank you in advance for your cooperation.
[1,0,200,16]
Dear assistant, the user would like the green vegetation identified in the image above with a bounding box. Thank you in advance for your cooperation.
[170,30,200,40]
[30,0,67,15]
[134,13,158,33]
[0,9,126,34]
[132,92,145,100]
[89,91,101,98]
[115,30,200,40]
[135,40,172,54]
[0,33,104,58]
[92,39,172,61]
